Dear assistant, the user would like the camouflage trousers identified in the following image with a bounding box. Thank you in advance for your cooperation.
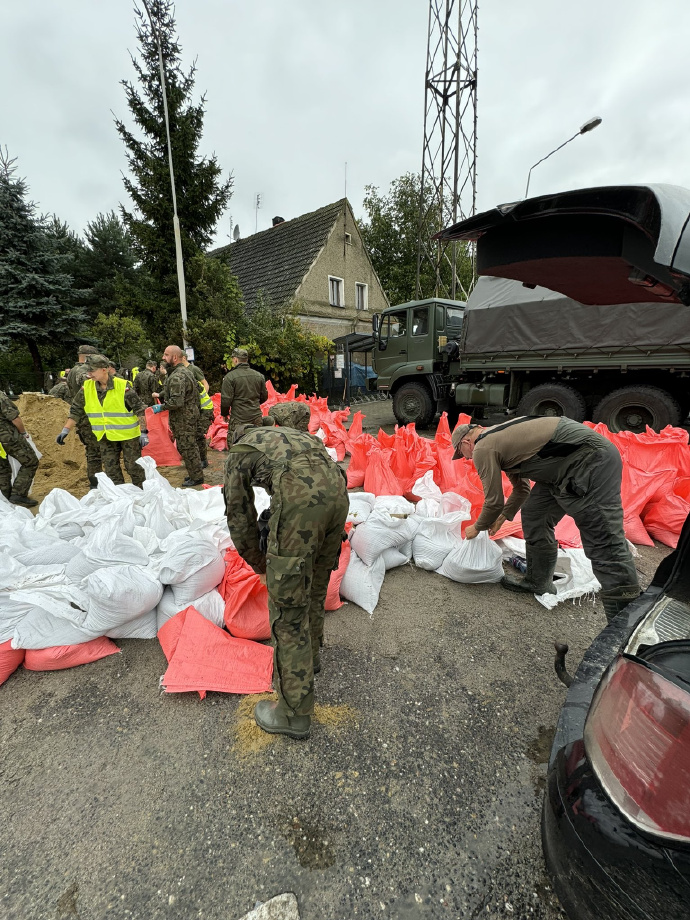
[266,461,349,717]
[0,426,39,499]
[171,421,203,481]
[100,437,145,488]
[197,409,214,465]
[77,419,102,487]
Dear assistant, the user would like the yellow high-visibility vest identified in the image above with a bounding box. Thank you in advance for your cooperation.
[199,383,213,411]
[0,440,6,459]
[83,378,141,442]
[132,367,139,380]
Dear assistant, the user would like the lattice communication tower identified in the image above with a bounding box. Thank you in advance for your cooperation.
[416,0,478,300]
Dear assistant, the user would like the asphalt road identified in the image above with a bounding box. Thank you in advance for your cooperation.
[0,401,671,920]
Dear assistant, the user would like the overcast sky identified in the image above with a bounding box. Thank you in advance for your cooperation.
[3,0,690,249]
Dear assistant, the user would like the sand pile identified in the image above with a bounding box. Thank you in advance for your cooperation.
[16,393,89,502]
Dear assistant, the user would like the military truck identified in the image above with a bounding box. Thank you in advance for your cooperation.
[371,184,690,433]
[370,277,690,432]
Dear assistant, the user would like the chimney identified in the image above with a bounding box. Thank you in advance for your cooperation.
[272,216,285,227]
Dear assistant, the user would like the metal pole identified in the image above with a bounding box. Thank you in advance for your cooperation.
[140,0,188,348]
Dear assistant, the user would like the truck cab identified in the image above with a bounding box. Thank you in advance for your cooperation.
[371,298,465,427]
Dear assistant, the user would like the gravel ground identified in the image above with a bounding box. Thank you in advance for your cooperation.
[0,400,671,920]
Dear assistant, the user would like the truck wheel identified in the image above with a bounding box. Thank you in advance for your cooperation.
[516,384,586,422]
[592,386,682,433]
[393,382,435,429]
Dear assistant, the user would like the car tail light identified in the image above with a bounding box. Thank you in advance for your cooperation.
[584,655,690,843]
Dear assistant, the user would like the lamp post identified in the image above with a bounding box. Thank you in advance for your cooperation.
[140,0,188,349]
[524,116,602,199]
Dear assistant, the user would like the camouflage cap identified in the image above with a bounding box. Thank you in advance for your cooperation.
[267,402,311,432]
[78,344,99,356]
[85,354,110,370]
[146,359,158,368]
[232,347,249,358]
[261,415,276,427]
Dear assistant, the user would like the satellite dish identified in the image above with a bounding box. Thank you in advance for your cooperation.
[233,224,240,241]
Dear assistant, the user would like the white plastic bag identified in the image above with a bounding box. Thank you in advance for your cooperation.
[381,541,412,570]
[107,609,158,639]
[438,531,504,584]
[169,553,225,606]
[412,512,468,571]
[347,492,376,525]
[535,549,601,609]
[350,509,419,566]
[155,532,220,585]
[339,550,386,615]
[156,586,226,631]
[82,565,164,633]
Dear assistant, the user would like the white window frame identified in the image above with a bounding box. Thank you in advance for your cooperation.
[355,282,368,311]
[328,275,344,308]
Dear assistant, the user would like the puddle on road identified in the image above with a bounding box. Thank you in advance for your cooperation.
[57,882,81,918]
[232,694,359,757]
[279,815,336,869]
[526,725,555,764]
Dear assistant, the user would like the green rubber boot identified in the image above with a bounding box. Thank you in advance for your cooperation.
[601,584,641,624]
[254,700,311,740]
[501,548,558,596]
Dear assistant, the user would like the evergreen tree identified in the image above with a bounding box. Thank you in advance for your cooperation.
[115,0,232,283]
[79,211,141,320]
[360,172,473,304]
[0,150,87,377]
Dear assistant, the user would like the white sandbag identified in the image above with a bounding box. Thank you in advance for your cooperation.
[156,586,225,631]
[414,498,441,518]
[440,493,472,516]
[0,553,64,592]
[182,485,227,524]
[340,550,386,615]
[381,541,412,570]
[156,532,220,585]
[497,536,527,561]
[9,434,42,486]
[35,489,87,540]
[0,528,80,566]
[82,565,163,633]
[350,509,419,566]
[373,495,416,515]
[169,553,225,606]
[413,512,468,571]
[9,585,97,649]
[131,525,162,556]
[65,519,150,583]
[347,492,376,525]
[438,531,504,584]
[93,471,143,502]
[107,608,158,639]
[411,471,442,502]
[536,549,601,609]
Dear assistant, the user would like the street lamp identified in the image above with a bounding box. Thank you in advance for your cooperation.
[524,116,602,199]
[140,0,188,349]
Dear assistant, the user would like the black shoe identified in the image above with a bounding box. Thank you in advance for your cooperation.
[10,493,38,508]
[201,459,209,469]
[254,700,311,739]
[181,477,204,488]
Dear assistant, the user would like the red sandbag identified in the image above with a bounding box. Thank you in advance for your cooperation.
[554,515,583,549]
[23,637,120,672]
[325,535,352,611]
[621,465,676,546]
[364,447,403,496]
[642,492,690,549]
[221,549,271,640]
[0,640,25,686]
[158,606,274,699]
[142,406,183,467]
[347,434,377,488]
[347,411,363,447]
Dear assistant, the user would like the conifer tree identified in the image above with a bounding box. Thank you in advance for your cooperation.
[0,150,87,377]
[115,0,232,283]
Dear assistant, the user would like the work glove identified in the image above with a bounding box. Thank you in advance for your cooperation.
[139,432,149,448]
[151,404,164,414]
[56,427,70,445]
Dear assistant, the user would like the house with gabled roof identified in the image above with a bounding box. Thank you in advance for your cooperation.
[210,198,388,340]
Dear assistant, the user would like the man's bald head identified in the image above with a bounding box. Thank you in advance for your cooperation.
[162,344,184,367]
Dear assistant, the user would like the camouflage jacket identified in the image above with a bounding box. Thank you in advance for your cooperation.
[66,362,91,400]
[48,380,71,403]
[160,363,200,428]
[266,401,311,432]
[133,368,156,406]
[220,364,268,424]
[224,426,345,572]
[0,390,20,441]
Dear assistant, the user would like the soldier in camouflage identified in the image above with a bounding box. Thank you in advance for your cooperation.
[133,360,158,407]
[181,357,214,469]
[66,344,103,488]
[0,390,39,507]
[152,344,204,487]
[220,348,268,447]
[262,401,311,432]
[224,425,349,739]
[48,379,71,402]
[57,355,149,488]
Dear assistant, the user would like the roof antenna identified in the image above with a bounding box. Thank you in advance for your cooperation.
[255,193,262,233]
[344,161,347,200]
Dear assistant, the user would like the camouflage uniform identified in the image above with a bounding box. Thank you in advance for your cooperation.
[70,378,147,487]
[48,380,71,403]
[221,363,268,447]
[66,361,102,487]
[0,391,39,500]
[186,364,214,465]
[264,402,311,432]
[225,427,349,717]
[159,363,203,482]
[133,368,157,407]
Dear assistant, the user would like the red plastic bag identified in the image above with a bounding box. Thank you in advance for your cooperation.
[554,515,583,549]
[142,406,183,467]
[23,638,120,672]
[347,434,377,488]
[621,465,676,546]
[325,536,351,611]
[364,447,403,496]
[158,606,273,699]
[221,550,271,641]
[642,492,690,549]
[0,640,25,686]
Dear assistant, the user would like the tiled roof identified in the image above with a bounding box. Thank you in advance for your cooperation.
[211,199,346,309]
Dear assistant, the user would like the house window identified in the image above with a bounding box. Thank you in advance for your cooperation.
[356,282,368,311]
[329,276,344,307]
